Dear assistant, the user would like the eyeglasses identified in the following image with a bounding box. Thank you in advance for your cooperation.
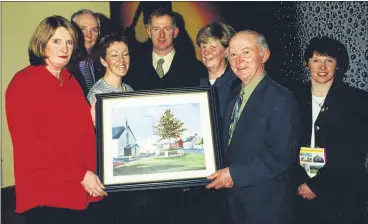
[81,27,99,36]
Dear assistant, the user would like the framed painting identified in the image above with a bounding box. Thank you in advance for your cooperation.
[95,87,222,191]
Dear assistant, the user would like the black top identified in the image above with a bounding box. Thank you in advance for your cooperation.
[291,79,368,223]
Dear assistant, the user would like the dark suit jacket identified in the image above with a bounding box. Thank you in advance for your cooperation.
[291,80,368,224]
[199,66,237,119]
[124,48,207,91]
[67,56,104,98]
[223,75,300,224]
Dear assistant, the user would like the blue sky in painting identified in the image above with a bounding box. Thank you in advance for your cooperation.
[110,103,202,149]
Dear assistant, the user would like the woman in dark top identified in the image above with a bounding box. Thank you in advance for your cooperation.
[179,22,238,224]
[292,36,368,224]
[196,22,237,118]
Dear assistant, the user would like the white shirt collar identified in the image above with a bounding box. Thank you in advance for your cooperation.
[152,49,176,75]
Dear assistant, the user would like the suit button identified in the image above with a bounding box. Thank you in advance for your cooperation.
[315,126,320,131]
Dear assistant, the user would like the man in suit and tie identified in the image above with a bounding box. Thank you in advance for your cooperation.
[68,9,104,98]
[124,8,207,90]
[206,30,300,224]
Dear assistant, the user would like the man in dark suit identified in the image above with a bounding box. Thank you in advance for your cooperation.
[124,8,207,90]
[206,30,300,224]
[68,9,104,98]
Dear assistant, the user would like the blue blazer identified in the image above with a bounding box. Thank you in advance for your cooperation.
[199,66,237,119]
[223,75,300,224]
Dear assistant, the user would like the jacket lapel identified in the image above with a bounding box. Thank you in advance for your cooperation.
[200,77,210,86]
[213,66,231,87]
[313,82,340,148]
[223,79,242,147]
[229,76,269,146]
[298,83,313,146]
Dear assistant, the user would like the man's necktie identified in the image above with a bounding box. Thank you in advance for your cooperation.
[228,89,244,144]
[156,58,165,78]
[82,59,95,91]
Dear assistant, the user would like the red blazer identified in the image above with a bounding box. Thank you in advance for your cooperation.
[6,66,102,213]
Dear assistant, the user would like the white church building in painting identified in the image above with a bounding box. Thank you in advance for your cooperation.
[112,119,140,158]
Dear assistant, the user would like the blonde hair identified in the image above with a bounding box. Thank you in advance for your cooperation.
[196,22,235,48]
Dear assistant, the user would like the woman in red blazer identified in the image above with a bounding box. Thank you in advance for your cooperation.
[5,15,107,224]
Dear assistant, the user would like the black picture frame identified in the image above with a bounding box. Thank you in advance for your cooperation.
[95,87,223,192]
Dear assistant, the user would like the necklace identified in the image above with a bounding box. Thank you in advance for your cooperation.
[312,95,325,108]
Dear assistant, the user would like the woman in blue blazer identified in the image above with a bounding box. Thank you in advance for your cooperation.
[196,22,237,119]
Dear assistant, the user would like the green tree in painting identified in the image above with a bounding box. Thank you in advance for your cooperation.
[153,109,187,144]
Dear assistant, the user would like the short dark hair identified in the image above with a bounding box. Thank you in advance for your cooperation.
[304,36,349,74]
[28,15,79,66]
[148,8,176,28]
[99,34,129,60]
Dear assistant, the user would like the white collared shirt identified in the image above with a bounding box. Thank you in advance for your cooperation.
[152,49,176,76]
[310,95,325,148]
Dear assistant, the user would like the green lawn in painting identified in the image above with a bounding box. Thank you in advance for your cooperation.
[113,153,205,176]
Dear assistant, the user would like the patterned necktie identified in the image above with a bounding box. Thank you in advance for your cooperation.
[82,59,95,90]
[228,88,244,144]
[156,58,165,78]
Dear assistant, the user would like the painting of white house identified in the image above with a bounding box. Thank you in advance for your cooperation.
[112,120,140,157]
[109,102,206,176]
[100,92,217,186]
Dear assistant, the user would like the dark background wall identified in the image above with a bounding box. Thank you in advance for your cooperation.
[110,1,368,91]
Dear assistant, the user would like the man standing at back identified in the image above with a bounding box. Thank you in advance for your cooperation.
[125,8,207,90]
[68,9,104,98]
[206,30,300,224]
